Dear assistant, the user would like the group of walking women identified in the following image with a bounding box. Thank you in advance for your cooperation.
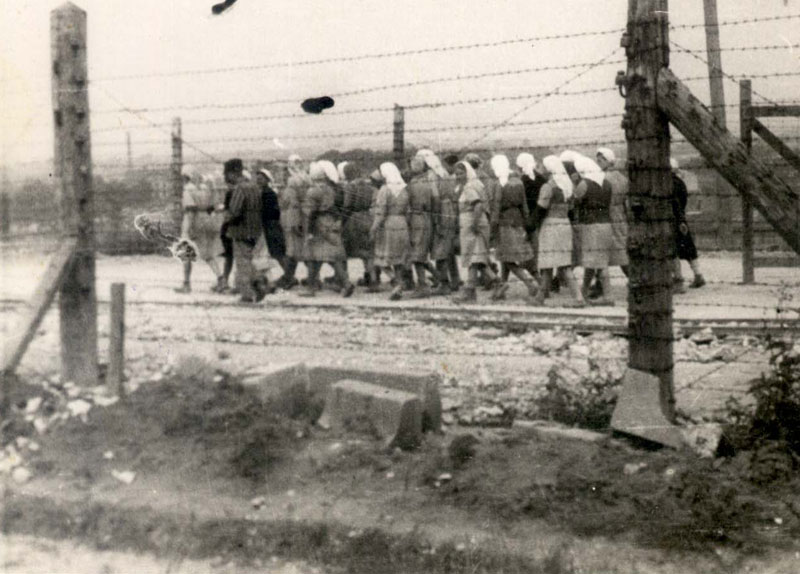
[242,146,631,307]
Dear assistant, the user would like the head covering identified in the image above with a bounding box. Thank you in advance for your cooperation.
[456,160,478,181]
[310,160,339,183]
[379,162,406,196]
[423,154,449,179]
[288,153,302,164]
[242,169,252,181]
[410,156,427,175]
[596,147,616,165]
[343,162,360,180]
[559,150,581,165]
[670,157,679,170]
[443,153,460,167]
[574,156,605,187]
[542,155,574,200]
[337,161,349,181]
[415,149,435,158]
[515,153,536,178]
[463,152,483,170]
[257,168,273,183]
[490,154,510,186]
[223,158,243,175]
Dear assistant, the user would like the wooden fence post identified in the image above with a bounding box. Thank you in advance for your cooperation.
[623,0,675,421]
[171,117,183,229]
[51,2,98,386]
[0,191,9,239]
[393,104,405,168]
[740,80,755,284]
[108,283,125,397]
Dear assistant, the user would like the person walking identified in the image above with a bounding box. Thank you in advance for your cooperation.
[573,156,615,306]
[339,161,377,288]
[224,159,268,304]
[301,160,354,298]
[488,154,540,303]
[452,161,498,303]
[671,158,705,292]
[278,155,310,289]
[406,155,437,298]
[256,168,291,287]
[423,152,459,295]
[531,156,585,307]
[370,162,411,301]
[175,173,224,294]
[516,152,546,273]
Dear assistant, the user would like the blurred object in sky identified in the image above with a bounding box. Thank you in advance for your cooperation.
[211,0,238,16]
[301,96,335,115]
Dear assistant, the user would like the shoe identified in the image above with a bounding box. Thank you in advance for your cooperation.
[238,296,257,304]
[356,276,370,287]
[527,294,545,307]
[389,286,403,301]
[490,283,509,301]
[589,298,615,307]
[341,284,355,298]
[432,283,451,296]
[672,280,686,294]
[298,288,317,298]
[562,299,586,309]
[211,276,227,293]
[174,284,191,294]
[452,287,477,304]
[366,284,382,294]
[689,275,706,289]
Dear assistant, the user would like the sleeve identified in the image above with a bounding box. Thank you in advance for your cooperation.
[227,186,245,223]
[462,183,481,206]
[573,180,588,202]
[537,183,553,210]
[371,187,388,229]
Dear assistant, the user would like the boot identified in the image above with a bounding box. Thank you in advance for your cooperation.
[689,274,706,289]
[452,286,477,304]
[673,278,686,294]
[490,281,509,301]
[174,282,191,294]
[341,283,355,298]
[211,276,227,293]
[432,281,451,296]
[389,285,403,301]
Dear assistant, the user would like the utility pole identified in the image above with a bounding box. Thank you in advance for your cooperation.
[51,2,98,386]
[618,0,676,426]
[703,0,732,249]
[1,167,10,239]
[739,80,755,284]
[170,117,183,229]
[393,104,405,168]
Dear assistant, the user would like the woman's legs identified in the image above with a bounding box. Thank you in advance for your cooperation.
[175,261,192,293]
[561,266,585,307]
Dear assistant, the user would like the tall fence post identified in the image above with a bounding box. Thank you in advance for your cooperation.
[702,0,732,250]
[623,0,675,421]
[126,131,133,172]
[171,117,183,228]
[740,79,755,284]
[51,2,98,386]
[108,283,125,398]
[0,191,9,240]
[393,104,405,168]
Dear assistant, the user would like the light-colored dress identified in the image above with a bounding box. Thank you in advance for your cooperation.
[574,179,614,269]
[458,181,491,267]
[303,180,346,262]
[280,173,310,260]
[407,172,435,263]
[536,180,573,270]
[372,185,410,267]
[182,182,219,260]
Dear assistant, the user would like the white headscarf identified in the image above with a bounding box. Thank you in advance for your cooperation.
[416,149,448,179]
[515,153,536,178]
[542,155,574,200]
[456,160,478,181]
[596,147,616,165]
[379,162,406,196]
[490,154,511,186]
[310,160,339,183]
[257,168,273,183]
[242,169,252,182]
[337,161,349,181]
[559,150,581,165]
[574,156,605,187]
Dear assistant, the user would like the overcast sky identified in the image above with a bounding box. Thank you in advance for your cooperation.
[2,0,799,175]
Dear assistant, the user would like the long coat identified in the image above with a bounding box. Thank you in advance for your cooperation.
[280,173,310,260]
[431,175,458,261]
[490,174,534,263]
[458,180,491,267]
[372,185,410,268]
[341,178,375,260]
[303,179,346,262]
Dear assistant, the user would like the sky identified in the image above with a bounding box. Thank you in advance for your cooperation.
[1,0,799,178]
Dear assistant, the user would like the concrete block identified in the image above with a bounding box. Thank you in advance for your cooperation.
[610,369,684,449]
[318,379,423,450]
[240,362,311,403]
[308,366,441,432]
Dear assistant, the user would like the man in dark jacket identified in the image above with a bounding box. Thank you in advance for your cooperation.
[224,159,268,303]
[670,158,705,292]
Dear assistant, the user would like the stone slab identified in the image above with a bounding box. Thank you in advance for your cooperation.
[317,379,422,450]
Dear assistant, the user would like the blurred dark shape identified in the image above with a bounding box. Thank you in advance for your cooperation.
[301,96,335,115]
[211,0,238,15]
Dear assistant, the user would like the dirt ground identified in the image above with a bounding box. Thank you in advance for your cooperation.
[1,249,799,572]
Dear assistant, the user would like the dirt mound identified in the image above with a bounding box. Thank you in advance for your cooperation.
[31,371,307,486]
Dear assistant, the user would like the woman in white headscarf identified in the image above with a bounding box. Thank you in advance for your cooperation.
[515,152,548,273]
[423,152,461,294]
[596,147,629,283]
[452,160,498,303]
[573,155,614,305]
[279,155,312,289]
[369,162,411,300]
[488,154,540,303]
[405,155,439,297]
[339,161,378,287]
[300,160,354,297]
[531,155,585,307]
